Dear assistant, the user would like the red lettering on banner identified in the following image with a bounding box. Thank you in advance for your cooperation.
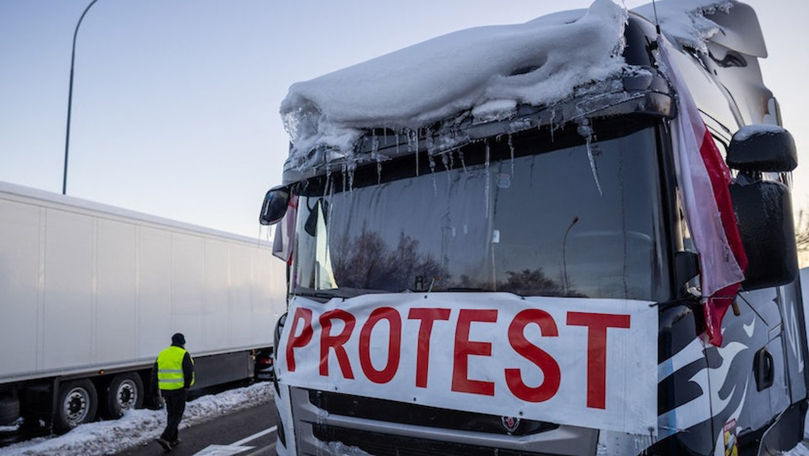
[319,309,356,379]
[452,309,497,396]
[504,309,561,402]
[285,307,313,372]
[359,307,402,383]
[408,308,451,388]
[567,312,631,409]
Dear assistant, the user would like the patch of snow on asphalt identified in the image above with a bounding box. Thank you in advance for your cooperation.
[1,382,273,456]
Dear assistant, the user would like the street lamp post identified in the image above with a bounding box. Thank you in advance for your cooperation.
[63,0,100,195]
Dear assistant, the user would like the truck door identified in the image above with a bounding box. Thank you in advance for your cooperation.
[707,287,786,451]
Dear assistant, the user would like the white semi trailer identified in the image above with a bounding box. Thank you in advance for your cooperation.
[0,181,285,433]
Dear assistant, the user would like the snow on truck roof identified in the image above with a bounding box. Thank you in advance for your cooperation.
[280,0,739,170]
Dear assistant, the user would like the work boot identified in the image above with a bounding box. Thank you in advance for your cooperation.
[156,437,173,451]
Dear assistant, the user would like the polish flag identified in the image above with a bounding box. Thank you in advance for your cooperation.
[660,42,748,346]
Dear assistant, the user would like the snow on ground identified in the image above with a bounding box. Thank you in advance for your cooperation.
[0,382,273,456]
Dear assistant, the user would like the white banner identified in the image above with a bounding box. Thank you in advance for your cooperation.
[277,293,657,435]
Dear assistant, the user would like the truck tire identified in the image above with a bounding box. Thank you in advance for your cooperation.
[104,373,143,418]
[53,379,97,434]
[0,394,20,425]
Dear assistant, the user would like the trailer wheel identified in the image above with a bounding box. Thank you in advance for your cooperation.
[0,394,20,425]
[105,373,143,418]
[54,379,97,434]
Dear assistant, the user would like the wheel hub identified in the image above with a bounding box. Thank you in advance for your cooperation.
[63,387,89,425]
[116,379,138,410]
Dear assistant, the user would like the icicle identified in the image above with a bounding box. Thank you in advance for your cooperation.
[424,127,434,156]
[440,152,450,171]
[507,133,515,177]
[441,152,452,187]
[341,163,347,194]
[549,109,556,143]
[408,129,420,177]
[371,131,378,157]
[459,149,467,172]
[347,161,356,192]
[326,181,336,242]
[322,164,331,199]
[577,118,602,196]
[416,129,420,177]
[371,133,382,185]
[484,141,491,218]
[422,130,437,194]
[585,139,602,196]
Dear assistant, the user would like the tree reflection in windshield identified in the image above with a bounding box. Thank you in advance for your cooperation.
[330,227,581,296]
[333,227,447,292]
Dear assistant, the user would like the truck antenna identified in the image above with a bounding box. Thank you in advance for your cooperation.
[651,0,662,36]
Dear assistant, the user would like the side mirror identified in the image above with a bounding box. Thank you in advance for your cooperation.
[727,125,797,172]
[731,178,798,290]
[259,186,290,226]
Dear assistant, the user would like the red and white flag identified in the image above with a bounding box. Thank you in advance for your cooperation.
[660,42,748,346]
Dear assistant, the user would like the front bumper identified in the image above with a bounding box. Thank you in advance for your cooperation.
[287,386,599,456]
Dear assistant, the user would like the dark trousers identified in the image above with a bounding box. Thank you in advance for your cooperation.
[160,388,187,442]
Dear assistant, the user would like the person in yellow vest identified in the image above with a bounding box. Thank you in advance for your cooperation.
[153,333,194,451]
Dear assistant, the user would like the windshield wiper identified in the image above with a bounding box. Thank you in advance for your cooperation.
[293,287,391,302]
[445,287,493,293]
[444,287,529,298]
[292,289,351,302]
[444,287,563,299]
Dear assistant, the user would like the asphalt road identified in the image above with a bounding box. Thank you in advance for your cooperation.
[118,401,278,456]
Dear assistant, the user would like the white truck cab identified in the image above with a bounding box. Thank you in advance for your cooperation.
[261,2,806,454]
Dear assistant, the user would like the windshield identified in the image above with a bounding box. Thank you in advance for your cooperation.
[292,123,668,301]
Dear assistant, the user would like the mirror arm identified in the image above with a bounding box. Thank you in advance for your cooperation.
[674,251,700,295]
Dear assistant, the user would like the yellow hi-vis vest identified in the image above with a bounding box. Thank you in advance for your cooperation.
[157,346,194,390]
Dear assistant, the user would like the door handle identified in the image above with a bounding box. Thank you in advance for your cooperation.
[754,348,774,391]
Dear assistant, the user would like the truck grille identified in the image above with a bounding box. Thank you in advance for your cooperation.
[311,424,558,456]
[290,387,597,455]
[307,389,558,436]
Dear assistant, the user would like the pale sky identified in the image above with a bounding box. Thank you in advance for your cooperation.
[1,0,807,237]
